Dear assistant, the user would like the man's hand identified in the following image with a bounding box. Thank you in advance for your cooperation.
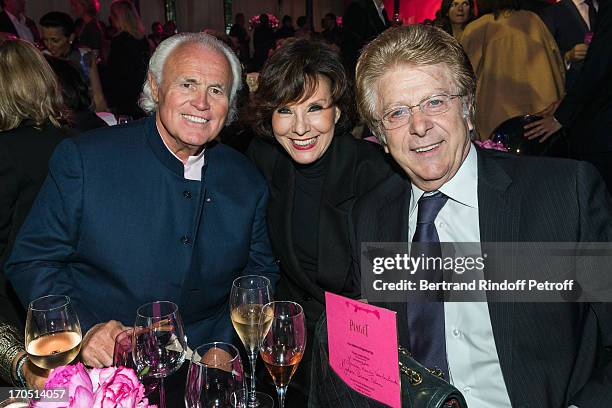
[81,320,127,368]
[565,43,589,63]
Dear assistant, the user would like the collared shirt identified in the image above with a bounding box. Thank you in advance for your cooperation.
[408,144,513,407]
[572,0,599,29]
[157,125,206,181]
[5,10,34,43]
[372,0,387,24]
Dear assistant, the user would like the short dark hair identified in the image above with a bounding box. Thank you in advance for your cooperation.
[246,39,355,140]
[39,12,76,37]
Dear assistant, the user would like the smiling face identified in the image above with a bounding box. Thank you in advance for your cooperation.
[271,75,340,165]
[448,0,471,25]
[41,26,74,58]
[151,43,231,162]
[377,63,472,191]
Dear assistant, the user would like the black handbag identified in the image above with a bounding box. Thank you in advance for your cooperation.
[309,314,468,408]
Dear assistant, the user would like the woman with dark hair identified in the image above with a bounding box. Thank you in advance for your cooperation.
[39,11,108,112]
[45,56,108,132]
[246,39,392,405]
[436,0,475,39]
[461,0,564,138]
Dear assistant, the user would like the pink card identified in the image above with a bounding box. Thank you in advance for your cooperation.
[325,292,401,407]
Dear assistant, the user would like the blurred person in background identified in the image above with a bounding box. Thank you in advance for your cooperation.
[294,15,312,40]
[0,38,69,330]
[163,20,177,38]
[229,13,250,65]
[104,0,150,119]
[341,0,390,79]
[460,0,565,139]
[39,11,108,112]
[275,14,295,39]
[321,13,341,47]
[540,0,598,90]
[70,0,107,59]
[147,21,163,51]
[252,13,275,71]
[0,0,39,43]
[46,56,108,132]
[245,39,392,406]
[436,0,475,39]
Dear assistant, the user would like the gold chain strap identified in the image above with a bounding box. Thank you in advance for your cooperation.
[398,346,445,385]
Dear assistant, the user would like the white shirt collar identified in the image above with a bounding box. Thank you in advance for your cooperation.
[157,127,206,181]
[410,142,478,215]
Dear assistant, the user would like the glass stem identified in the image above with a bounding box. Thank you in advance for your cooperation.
[248,351,258,405]
[159,376,165,408]
[276,385,287,408]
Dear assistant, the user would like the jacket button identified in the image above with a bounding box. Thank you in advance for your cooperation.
[205,197,212,203]
[180,235,191,245]
[183,190,192,199]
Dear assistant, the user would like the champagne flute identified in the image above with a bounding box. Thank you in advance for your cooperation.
[133,301,187,408]
[230,389,274,408]
[184,342,244,407]
[259,302,306,408]
[229,276,274,407]
[25,295,82,370]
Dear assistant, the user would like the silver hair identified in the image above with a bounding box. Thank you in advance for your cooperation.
[139,32,242,124]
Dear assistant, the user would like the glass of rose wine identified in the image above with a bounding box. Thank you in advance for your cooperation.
[133,301,187,408]
[25,295,82,370]
[229,275,274,408]
[259,302,306,408]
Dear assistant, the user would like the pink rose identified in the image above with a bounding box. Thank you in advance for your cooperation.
[33,363,94,408]
[92,366,148,408]
[33,363,155,408]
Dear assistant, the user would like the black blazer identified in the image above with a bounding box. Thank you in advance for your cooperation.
[0,122,68,325]
[554,0,612,155]
[341,0,390,76]
[540,0,590,89]
[350,146,612,407]
[248,134,392,325]
[0,10,39,42]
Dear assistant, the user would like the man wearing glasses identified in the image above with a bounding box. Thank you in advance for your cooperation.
[348,25,612,407]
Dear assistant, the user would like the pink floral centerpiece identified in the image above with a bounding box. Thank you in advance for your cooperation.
[474,139,508,152]
[32,363,156,408]
[249,13,279,29]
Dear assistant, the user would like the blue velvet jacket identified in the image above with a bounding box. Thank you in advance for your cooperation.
[5,117,278,347]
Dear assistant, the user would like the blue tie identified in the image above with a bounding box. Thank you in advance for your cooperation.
[407,192,449,379]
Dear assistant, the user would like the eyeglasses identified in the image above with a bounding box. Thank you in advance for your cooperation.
[381,93,463,130]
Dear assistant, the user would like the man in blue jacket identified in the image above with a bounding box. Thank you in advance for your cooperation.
[5,32,278,367]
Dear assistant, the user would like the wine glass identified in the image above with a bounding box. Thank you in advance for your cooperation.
[230,389,274,408]
[113,328,158,395]
[184,342,244,407]
[229,276,274,407]
[25,295,82,370]
[133,301,187,408]
[259,302,306,408]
